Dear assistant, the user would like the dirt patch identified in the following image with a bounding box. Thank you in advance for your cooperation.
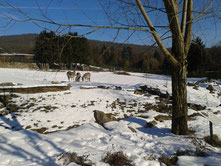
[8,104,19,112]
[32,105,58,113]
[0,85,70,94]
[154,115,171,122]
[143,102,172,114]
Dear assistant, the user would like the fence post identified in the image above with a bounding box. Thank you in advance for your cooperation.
[209,121,213,145]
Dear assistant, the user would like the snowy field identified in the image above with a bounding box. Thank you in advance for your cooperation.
[0,68,221,166]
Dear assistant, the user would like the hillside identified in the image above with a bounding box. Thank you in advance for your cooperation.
[0,34,37,53]
[0,33,156,54]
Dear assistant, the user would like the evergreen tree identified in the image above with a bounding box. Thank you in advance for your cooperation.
[188,37,207,75]
[34,31,90,69]
[34,30,58,65]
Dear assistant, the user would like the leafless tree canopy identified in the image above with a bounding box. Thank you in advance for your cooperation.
[1,0,220,42]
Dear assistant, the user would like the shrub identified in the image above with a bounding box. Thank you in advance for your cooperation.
[103,151,131,166]
[204,134,221,147]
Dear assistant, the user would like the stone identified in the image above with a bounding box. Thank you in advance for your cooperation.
[145,121,157,128]
[93,110,111,125]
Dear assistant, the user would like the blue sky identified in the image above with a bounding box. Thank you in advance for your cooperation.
[0,0,221,47]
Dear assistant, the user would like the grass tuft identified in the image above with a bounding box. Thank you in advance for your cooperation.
[103,151,131,166]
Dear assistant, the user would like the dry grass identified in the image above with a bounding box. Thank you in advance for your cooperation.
[204,134,221,147]
[103,151,131,166]
[57,152,93,166]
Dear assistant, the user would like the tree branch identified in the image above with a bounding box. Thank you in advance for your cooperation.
[181,0,188,36]
[184,0,193,54]
[135,0,178,67]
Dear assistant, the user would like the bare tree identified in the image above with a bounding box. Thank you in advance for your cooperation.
[1,0,220,135]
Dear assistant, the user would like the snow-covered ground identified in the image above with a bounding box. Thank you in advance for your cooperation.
[0,68,221,166]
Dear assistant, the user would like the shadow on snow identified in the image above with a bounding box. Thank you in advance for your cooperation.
[0,101,64,165]
[123,117,171,137]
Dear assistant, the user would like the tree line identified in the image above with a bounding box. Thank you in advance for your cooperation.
[34,30,166,72]
[34,31,89,69]
[32,30,220,78]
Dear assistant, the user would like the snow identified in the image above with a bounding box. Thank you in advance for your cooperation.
[0,68,221,166]
[177,155,221,166]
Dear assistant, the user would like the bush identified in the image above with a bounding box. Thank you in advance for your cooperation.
[103,151,131,166]
[204,134,221,147]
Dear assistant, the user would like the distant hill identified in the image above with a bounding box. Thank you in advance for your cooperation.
[0,33,156,54]
[0,34,37,53]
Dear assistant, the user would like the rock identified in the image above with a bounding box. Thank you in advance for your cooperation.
[93,110,112,125]
[154,115,171,122]
[51,81,59,84]
[128,126,137,133]
[187,82,199,90]
[97,86,109,89]
[145,121,157,128]
[31,127,48,134]
[187,82,196,86]
[0,82,15,86]
[206,85,214,93]
[134,90,144,95]
[114,86,122,90]
[188,103,206,111]
[139,85,171,99]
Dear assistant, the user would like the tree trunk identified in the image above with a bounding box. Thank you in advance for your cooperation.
[171,63,188,135]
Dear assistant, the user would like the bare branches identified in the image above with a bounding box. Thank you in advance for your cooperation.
[135,0,178,66]
[1,0,220,59]
[193,0,216,21]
